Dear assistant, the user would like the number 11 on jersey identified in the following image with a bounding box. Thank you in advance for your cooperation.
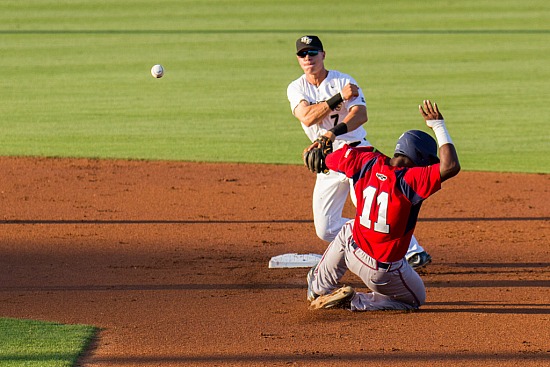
[359,186,390,234]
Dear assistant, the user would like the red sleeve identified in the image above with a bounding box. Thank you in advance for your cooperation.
[403,164,442,204]
[325,145,378,177]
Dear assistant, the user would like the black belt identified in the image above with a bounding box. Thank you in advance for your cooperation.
[376,261,391,270]
[351,240,392,270]
[349,138,367,147]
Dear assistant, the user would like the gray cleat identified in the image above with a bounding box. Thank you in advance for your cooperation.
[407,251,432,269]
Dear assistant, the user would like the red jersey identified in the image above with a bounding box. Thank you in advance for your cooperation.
[325,145,442,262]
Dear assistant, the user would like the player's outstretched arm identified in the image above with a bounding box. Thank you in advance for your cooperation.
[419,100,460,182]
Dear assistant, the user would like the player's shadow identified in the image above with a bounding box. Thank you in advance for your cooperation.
[423,279,550,288]
[419,301,550,315]
[428,262,550,276]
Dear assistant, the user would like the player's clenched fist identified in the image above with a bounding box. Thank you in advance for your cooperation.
[340,83,360,101]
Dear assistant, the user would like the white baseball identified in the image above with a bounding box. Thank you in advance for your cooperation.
[151,64,164,78]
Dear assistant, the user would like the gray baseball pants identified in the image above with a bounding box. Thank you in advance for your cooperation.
[310,220,426,311]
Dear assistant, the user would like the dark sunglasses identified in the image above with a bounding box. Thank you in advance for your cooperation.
[297,50,320,58]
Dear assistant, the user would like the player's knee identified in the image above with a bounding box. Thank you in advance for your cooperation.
[415,288,427,307]
[314,217,348,242]
[315,225,336,243]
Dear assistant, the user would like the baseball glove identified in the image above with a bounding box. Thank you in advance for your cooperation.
[303,136,333,174]
[316,136,333,155]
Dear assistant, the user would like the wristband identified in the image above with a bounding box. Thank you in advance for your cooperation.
[326,93,343,110]
[329,123,348,136]
[427,119,453,147]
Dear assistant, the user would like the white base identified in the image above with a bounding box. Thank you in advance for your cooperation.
[268,253,322,268]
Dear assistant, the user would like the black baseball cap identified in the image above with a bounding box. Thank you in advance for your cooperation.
[296,35,324,53]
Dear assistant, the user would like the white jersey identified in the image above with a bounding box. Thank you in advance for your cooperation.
[287,70,367,151]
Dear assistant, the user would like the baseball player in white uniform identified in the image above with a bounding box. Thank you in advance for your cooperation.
[287,35,431,267]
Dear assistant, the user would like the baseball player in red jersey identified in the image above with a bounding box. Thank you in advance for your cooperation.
[288,35,432,269]
[307,100,460,311]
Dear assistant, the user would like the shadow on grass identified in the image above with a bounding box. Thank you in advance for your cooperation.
[75,328,101,367]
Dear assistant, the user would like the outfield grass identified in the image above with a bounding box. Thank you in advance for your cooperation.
[1,0,548,173]
[0,318,96,367]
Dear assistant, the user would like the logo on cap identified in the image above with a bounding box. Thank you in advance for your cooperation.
[300,36,313,45]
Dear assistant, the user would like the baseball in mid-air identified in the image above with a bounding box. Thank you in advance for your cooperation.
[151,64,164,78]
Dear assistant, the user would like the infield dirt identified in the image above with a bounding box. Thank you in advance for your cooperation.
[0,157,548,366]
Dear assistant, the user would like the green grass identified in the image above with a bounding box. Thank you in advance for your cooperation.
[0,0,549,172]
[0,318,96,367]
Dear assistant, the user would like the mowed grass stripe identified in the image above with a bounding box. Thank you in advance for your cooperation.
[0,1,548,171]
